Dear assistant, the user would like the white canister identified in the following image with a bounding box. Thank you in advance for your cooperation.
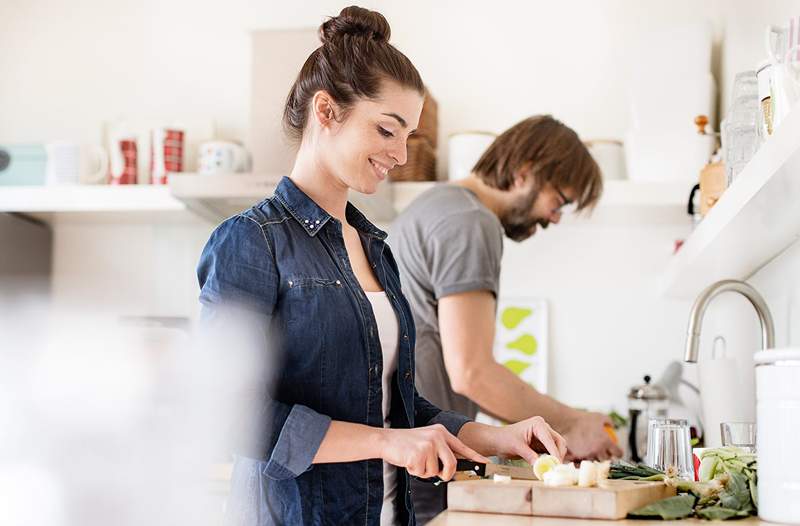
[448,132,496,181]
[755,348,800,524]
[585,139,626,180]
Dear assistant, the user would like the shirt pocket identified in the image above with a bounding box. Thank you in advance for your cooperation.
[286,276,344,289]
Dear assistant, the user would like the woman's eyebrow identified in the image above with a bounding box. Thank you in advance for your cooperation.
[381,112,407,128]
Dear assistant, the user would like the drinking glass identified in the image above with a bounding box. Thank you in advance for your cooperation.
[720,422,756,453]
[645,418,694,480]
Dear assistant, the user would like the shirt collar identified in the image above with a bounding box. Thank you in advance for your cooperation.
[274,176,387,240]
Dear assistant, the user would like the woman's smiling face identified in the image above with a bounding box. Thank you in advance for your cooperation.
[319,80,424,195]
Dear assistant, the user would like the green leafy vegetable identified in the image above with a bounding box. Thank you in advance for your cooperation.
[629,494,696,520]
[619,447,758,521]
[696,506,750,521]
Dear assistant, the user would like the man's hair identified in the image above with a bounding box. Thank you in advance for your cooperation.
[472,115,603,211]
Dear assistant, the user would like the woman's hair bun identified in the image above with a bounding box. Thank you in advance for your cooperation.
[319,6,391,44]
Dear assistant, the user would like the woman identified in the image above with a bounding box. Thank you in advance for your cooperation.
[197,6,567,525]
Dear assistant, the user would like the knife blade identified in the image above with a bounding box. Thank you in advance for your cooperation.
[418,459,537,485]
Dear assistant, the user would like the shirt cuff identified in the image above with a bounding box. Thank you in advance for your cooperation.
[264,405,332,480]
[429,410,472,438]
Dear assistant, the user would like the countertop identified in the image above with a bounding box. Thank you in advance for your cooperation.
[429,512,784,525]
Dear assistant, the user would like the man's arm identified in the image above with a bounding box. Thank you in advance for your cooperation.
[439,290,622,460]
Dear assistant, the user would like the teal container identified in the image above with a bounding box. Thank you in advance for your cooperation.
[0,144,47,185]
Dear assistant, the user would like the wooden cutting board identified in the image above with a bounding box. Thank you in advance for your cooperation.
[447,479,676,520]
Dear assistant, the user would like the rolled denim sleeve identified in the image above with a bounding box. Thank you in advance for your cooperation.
[265,405,331,479]
[413,388,471,437]
[197,215,331,480]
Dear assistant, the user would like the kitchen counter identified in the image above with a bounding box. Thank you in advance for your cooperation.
[429,512,783,525]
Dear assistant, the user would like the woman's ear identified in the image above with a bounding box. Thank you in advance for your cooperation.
[312,91,339,130]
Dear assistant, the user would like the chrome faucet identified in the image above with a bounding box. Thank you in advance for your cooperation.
[684,279,775,363]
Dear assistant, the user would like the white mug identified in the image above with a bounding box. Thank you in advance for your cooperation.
[45,142,108,185]
[198,141,250,175]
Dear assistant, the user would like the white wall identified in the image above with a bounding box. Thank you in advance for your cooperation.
[3,0,799,415]
[0,0,727,176]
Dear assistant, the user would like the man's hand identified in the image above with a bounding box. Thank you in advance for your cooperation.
[561,411,622,461]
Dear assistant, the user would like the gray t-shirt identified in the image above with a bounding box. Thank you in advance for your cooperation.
[389,185,503,420]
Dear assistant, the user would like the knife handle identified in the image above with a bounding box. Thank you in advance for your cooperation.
[413,459,485,485]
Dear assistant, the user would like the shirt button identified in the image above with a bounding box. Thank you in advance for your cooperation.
[405,371,412,380]
[309,224,315,229]
[403,334,408,340]
[335,280,341,286]
[288,280,293,287]
[304,219,309,224]
[315,220,320,224]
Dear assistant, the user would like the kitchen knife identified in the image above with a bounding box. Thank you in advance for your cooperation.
[418,459,537,485]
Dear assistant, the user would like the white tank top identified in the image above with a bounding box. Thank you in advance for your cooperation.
[365,290,399,526]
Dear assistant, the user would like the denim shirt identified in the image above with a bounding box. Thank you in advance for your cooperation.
[197,177,471,525]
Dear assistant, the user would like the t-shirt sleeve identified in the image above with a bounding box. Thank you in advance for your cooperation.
[426,210,502,300]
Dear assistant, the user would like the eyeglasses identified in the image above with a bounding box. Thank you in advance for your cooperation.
[554,187,576,214]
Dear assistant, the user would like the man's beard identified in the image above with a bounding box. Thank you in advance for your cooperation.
[500,187,549,242]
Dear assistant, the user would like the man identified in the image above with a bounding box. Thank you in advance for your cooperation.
[391,115,623,523]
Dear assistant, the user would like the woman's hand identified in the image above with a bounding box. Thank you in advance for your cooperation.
[380,424,490,481]
[458,417,567,464]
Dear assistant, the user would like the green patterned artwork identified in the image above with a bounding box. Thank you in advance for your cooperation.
[502,359,531,375]
[506,334,538,355]
[495,299,548,393]
[475,299,548,426]
[501,307,533,330]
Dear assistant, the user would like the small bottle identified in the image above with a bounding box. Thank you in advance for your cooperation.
[756,61,774,138]
[694,115,726,217]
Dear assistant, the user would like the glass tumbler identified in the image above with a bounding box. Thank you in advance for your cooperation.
[645,418,694,480]
[720,422,757,453]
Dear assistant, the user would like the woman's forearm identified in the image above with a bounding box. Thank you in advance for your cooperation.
[456,421,498,457]
[312,421,387,463]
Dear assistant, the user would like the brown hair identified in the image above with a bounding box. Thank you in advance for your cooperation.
[282,6,424,142]
[472,116,603,211]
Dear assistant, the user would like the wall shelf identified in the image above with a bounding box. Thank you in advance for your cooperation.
[660,105,800,299]
[169,173,396,224]
[393,179,690,225]
[0,185,192,225]
[1,176,691,227]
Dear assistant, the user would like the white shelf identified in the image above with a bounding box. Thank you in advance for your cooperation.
[169,173,396,224]
[660,105,800,299]
[393,179,690,225]
[0,176,690,227]
[0,185,192,225]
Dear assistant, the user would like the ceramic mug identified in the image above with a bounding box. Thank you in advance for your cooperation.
[45,142,108,185]
[198,141,250,175]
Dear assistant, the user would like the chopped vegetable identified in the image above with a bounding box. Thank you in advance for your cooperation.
[533,454,560,481]
[596,461,611,481]
[578,460,598,487]
[543,469,575,487]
